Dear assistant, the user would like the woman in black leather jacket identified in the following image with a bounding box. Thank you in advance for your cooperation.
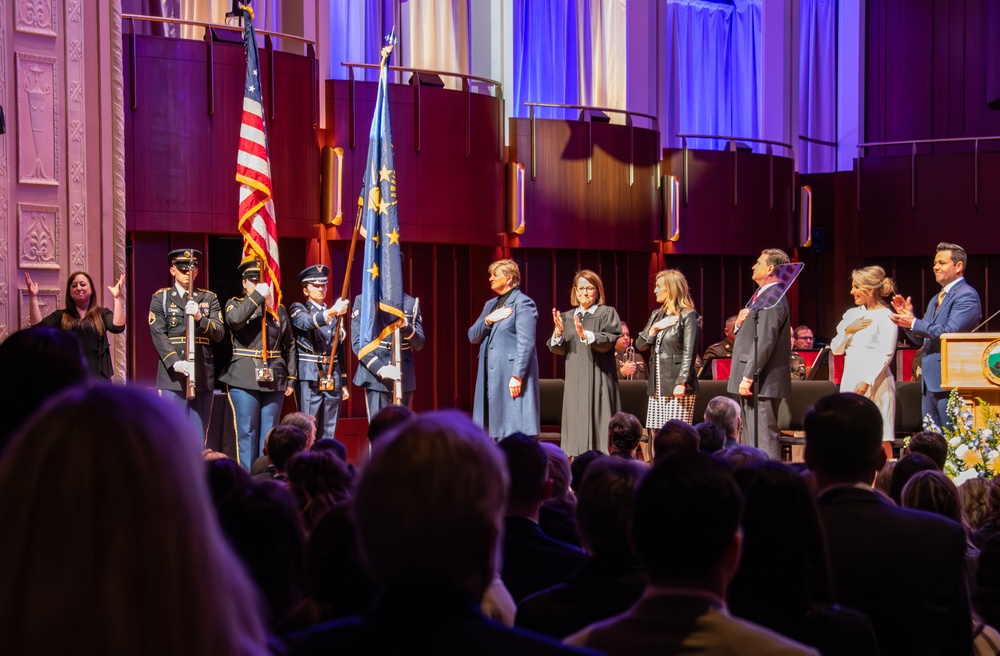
[635,269,700,429]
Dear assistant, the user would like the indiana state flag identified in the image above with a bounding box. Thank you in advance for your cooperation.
[358,40,404,359]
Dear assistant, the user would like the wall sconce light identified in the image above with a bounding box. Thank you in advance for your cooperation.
[321,146,344,226]
[799,185,813,247]
[506,162,525,235]
[662,174,680,241]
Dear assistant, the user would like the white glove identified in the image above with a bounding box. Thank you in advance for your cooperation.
[184,300,200,318]
[254,283,271,299]
[377,364,402,381]
[332,297,349,315]
[172,361,193,376]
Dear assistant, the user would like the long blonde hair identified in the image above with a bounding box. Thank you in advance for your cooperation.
[656,269,695,315]
[851,266,896,309]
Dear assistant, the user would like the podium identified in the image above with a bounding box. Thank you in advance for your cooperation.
[940,333,1000,428]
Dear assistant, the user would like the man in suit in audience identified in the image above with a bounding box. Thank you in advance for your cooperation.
[565,453,816,655]
[805,393,971,656]
[890,242,981,429]
[703,396,742,449]
[284,412,591,655]
[498,433,589,604]
[728,248,792,458]
[516,457,647,639]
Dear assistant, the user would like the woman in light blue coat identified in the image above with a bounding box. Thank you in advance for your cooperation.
[469,259,540,439]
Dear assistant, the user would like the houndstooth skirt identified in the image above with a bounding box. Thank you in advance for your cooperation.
[646,394,697,429]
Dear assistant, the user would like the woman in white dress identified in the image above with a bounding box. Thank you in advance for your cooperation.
[831,265,898,459]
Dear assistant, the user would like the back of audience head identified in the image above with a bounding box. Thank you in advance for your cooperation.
[367,404,413,444]
[890,453,938,505]
[570,450,605,493]
[959,477,990,531]
[575,457,647,559]
[216,481,306,627]
[305,504,380,620]
[704,395,741,437]
[975,534,1000,631]
[695,421,727,454]
[652,420,700,463]
[0,327,88,454]
[281,411,317,449]
[728,461,832,630]
[539,442,573,501]
[355,410,507,599]
[805,393,884,487]
[285,450,353,531]
[631,453,743,587]
[901,470,964,527]
[985,477,1000,528]
[266,424,308,473]
[714,443,769,469]
[206,457,253,509]
[0,384,269,655]
[905,431,947,470]
[310,436,348,462]
[498,432,550,517]
[608,412,643,458]
[873,459,897,499]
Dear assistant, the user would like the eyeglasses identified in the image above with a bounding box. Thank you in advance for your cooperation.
[576,286,596,293]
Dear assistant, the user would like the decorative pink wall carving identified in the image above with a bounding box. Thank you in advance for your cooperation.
[65,0,88,274]
[16,52,60,186]
[19,288,60,329]
[0,0,9,339]
[17,203,61,269]
[15,0,58,37]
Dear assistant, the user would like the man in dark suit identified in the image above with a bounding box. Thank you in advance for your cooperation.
[148,248,224,441]
[891,241,981,428]
[350,292,424,420]
[727,248,792,458]
[283,412,591,655]
[498,433,588,604]
[565,453,815,654]
[805,393,971,656]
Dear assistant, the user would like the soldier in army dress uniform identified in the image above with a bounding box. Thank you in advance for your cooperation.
[148,249,224,441]
[219,256,297,471]
[289,264,350,441]
[351,292,424,420]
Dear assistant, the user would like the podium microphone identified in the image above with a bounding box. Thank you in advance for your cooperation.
[971,308,1000,332]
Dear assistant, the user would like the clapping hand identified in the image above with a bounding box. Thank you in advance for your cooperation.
[551,309,565,337]
[889,294,914,327]
[574,314,587,340]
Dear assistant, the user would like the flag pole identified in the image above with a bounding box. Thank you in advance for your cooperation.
[321,199,363,389]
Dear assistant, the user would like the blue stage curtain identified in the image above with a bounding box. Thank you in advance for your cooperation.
[512,0,584,120]
[329,0,392,82]
[663,0,762,152]
[799,0,837,173]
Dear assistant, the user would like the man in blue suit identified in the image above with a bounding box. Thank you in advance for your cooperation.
[469,259,540,439]
[891,242,981,428]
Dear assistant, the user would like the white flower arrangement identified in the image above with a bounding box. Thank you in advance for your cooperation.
[922,389,1000,480]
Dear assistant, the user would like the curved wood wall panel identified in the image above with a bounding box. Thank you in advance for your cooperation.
[124,34,318,236]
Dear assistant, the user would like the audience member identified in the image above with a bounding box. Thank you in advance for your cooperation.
[974,477,1000,549]
[569,450,605,493]
[285,450,353,532]
[728,461,878,654]
[217,481,307,629]
[310,436,349,463]
[904,430,948,470]
[0,385,270,655]
[517,457,648,639]
[960,477,990,532]
[281,411,319,450]
[0,326,88,454]
[975,535,1000,643]
[565,453,816,654]
[872,459,896,499]
[695,421,728,454]
[901,469,979,587]
[715,443,769,469]
[499,433,588,603]
[607,411,643,459]
[703,396,741,449]
[205,457,253,508]
[888,452,938,505]
[539,442,581,547]
[367,404,414,447]
[793,325,815,350]
[284,411,588,654]
[805,392,971,655]
[652,419,699,463]
[253,424,308,482]
[201,448,228,461]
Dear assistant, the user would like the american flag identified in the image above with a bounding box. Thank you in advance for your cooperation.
[235,5,281,310]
